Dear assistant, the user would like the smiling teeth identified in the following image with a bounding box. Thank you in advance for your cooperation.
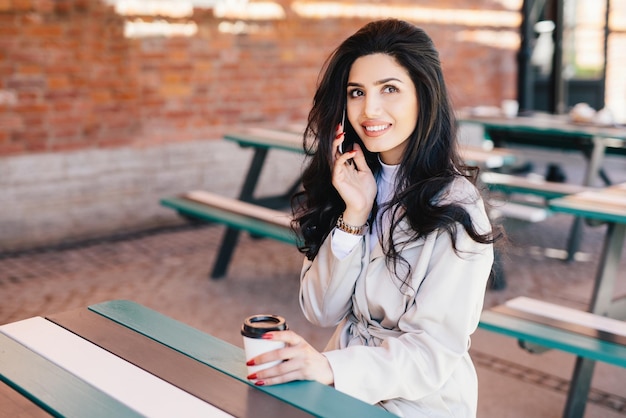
[365,125,388,132]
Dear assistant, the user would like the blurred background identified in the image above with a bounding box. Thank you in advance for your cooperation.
[1,0,625,251]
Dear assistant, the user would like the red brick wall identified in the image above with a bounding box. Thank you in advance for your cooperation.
[0,0,519,156]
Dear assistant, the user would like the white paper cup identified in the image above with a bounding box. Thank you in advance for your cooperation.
[241,314,288,375]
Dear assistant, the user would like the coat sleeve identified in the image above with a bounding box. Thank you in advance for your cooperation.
[324,211,493,405]
[299,231,367,328]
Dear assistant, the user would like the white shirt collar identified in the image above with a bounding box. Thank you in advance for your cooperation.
[379,157,399,184]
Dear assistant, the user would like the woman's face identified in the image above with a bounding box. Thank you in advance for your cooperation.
[346,53,418,165]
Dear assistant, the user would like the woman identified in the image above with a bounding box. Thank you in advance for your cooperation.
[245,19,497,417]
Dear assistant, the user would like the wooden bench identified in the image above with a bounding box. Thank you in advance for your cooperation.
[161,191,298,246]
[479,296,626,367]
[161,191,300,279]
[480,297,626,417]
[480,172,594,199]
[480,172,595,223]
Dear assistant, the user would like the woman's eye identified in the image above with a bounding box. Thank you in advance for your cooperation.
[348,89,363,98]
[383,85,399,94]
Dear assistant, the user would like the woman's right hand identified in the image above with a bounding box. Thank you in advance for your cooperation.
[332,127,377,227]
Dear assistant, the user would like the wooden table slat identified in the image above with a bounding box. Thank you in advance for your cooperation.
[47,308,309,418]
[0,331,142,418]
[88,300,396,418]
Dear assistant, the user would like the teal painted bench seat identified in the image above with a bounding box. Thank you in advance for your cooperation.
[480,172,595,223]
[479,297,626,368]
[161,191,299,246]
[161,191,301,278]
[480,172,593,199]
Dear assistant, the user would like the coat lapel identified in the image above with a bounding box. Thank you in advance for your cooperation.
[369,217,426,262]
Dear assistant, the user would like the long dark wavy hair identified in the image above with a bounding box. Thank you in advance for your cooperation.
[292,19,496,284]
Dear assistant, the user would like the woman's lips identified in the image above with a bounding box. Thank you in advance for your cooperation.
[362,123,391,137]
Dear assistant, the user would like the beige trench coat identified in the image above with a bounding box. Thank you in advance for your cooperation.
[300,177,494,417]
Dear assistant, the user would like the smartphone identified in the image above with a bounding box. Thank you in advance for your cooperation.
[338,107,354,154]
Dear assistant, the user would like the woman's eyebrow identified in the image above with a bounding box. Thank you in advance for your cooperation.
[375,77,403,85]
[347,77,404,88]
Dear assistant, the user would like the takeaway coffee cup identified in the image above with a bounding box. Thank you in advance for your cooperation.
[241,314,288,375]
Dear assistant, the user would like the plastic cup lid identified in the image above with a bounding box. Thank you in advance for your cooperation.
[241,314,288,338]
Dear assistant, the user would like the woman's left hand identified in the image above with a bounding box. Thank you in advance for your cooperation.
[245,330,334,386]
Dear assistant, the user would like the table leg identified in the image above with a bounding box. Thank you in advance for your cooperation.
[565,217,584,263]
[210,148,269,279]
[238,148,270,202]
[588,223,625,315]
[210,228,241,279]
[565,138,608,262]
[253,177,301,209]
[562,358,596,418]
[582,138,607,188]
[562,222,625,417]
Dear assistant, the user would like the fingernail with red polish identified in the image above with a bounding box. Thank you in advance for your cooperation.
[261,333,273,340]
[246,359,255,366]
[247,373,257,380]
[335,132,344,139]
[255,380,265,386]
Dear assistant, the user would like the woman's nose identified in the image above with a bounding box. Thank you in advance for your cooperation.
[363,94,382,118]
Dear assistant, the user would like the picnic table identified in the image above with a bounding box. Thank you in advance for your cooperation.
[459,112,626,261]
[458,112,626,186]
[548,183,626,417]
[0,300,393,417]
[478,183,626,418]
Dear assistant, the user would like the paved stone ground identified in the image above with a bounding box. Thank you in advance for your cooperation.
[2,150,626,417]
